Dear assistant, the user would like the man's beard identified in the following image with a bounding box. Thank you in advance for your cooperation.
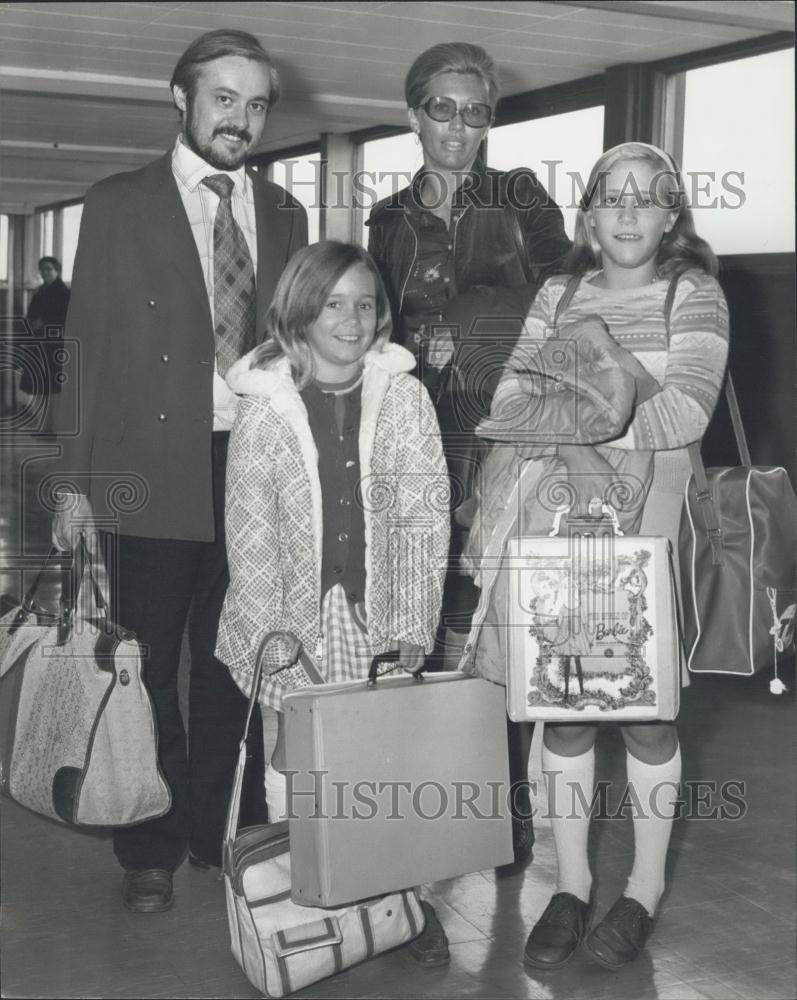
[183,95,252,170]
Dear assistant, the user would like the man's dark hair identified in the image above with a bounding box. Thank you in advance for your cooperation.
[170,29,281,107]
[39,256,62,272]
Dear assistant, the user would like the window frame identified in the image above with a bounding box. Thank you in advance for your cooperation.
[250,143,323,242]
[656,35,794,254]
[652,31,794,167]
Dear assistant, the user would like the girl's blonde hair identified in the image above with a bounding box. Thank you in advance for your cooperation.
[567,142,718,278]
[249,241,393,385]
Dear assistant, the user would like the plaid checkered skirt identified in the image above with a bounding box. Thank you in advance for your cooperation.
[257,585,373,711]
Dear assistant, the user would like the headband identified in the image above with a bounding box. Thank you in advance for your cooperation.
[601,141,681,175]
[581,142,683,212]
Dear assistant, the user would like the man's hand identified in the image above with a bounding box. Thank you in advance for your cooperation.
[51,492,98,555]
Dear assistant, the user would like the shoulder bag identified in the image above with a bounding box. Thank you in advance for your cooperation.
[223,632,424,997]
[680,377,796,690]
[0,534,171,825]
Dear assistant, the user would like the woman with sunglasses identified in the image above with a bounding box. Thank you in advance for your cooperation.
[367,42,571,901]
[367,42,570,375]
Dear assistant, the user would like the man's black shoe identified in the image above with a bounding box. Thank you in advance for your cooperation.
[122,869,174,913]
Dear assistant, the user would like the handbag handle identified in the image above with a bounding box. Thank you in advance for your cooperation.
[223,651,268,873]
[222,630,316,870]
[58,532,109,644]
[7,547,67,636]
[254,630,325,684]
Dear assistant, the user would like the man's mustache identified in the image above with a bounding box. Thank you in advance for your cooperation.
[213,125,252,143]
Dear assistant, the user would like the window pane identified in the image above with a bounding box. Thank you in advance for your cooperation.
[0,215,8,282]
[61,203,83,283]
[487,106,604,240]
[358,132,420,245]
[681,49,794,254]
[40,210,54,258]
[268,153,321,244]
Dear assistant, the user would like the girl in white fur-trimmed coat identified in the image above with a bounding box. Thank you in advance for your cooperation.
[216,241,449,820]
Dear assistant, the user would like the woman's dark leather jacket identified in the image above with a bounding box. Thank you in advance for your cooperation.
[366,158,571,339]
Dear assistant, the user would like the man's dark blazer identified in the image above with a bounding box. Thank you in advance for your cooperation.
[54,152,308,541]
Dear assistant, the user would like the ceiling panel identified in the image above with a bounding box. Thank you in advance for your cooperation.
[0,0,792,211]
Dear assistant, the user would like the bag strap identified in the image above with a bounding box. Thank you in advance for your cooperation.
[223,639,274,871]
[552,274,581,332]
[724,375,752,467]
[665,273,749,465]
[58,532,109,644]
[7,548,66,635]
[222,631,313,870]
[664,273,750,564]
[505,202,531,282]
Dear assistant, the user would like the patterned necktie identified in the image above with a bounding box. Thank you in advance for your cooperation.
[202,173,256,376]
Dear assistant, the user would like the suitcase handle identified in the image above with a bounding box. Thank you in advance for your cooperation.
[548,500,624,538]
[366,649,426,687]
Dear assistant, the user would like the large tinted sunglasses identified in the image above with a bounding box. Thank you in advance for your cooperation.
[418,95,493,129]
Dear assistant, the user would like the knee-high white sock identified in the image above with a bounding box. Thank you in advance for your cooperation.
[625,745,682,917]
[265,763,288,822]
[542,743,595,904]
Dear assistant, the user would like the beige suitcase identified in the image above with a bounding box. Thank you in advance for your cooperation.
[283,666,513,908]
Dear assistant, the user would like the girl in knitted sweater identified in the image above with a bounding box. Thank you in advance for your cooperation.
[464,143,728,970]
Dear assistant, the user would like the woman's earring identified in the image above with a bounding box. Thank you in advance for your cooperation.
[413,132,421,147]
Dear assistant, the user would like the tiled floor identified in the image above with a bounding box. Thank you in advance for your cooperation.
[1,425,796,1000]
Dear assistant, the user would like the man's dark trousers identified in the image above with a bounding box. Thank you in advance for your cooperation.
[108,432,265,871]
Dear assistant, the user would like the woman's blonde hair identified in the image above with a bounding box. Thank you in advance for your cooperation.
[567,142,718,278]
[404,42,500,109]
[248,241,393,385]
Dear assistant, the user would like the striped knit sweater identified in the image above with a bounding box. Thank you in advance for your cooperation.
[524,269,729,452]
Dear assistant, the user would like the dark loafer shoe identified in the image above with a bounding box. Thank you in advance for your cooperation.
[408,901,450,967]
[584,896,653,969]
[524,892,592,970]
[122,869,174,913]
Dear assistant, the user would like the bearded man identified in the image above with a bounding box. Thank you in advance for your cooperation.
[51,29,307,912]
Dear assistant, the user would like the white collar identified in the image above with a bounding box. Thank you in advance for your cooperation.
[171,136,251,200]
[225,344,416,399]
